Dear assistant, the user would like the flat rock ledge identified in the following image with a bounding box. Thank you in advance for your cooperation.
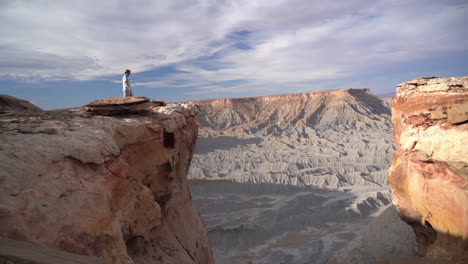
[82,97,167,116]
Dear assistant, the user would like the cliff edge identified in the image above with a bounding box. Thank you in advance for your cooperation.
[0,96,213,264]
[388,76,468,262]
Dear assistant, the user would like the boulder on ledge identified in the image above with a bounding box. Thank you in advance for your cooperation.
[82,97,165,116]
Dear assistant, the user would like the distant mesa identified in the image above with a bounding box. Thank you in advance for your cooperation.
[82,96,166,116]
[0,94,42,112]
[188,87,394,189]
[191,87,392,138]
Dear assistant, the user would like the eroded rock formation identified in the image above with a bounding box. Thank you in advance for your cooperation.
[189,88,394,188]
[388,76,468,262]
[196,88,390,138]
[188,89,396,262]
[0,98,213,264]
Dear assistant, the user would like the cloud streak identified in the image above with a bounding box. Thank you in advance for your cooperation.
[2,0,467,96]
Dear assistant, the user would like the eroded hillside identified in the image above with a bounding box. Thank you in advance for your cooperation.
[189,88,394,188]
[187,88,397,263]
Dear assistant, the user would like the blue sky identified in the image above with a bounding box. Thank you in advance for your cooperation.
[1,0,467,109]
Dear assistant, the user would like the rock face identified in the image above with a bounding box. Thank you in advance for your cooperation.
[0,98,213,264]
[196,88,390,138]
[189,88,394,188]
[388,76,468,262]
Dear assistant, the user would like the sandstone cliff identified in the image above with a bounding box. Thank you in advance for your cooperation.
[0,97,213,264]
[388,76,468,262]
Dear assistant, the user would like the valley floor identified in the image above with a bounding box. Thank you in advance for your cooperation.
[190,180,394,264]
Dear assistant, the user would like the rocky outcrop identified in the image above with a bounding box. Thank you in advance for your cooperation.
[0,97,213,264]
[388,76,468,262]
[188,89,395,262]
[0,94,43,112]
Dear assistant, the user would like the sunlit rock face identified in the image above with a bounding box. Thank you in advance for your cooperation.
[190,88,394,188]
[0,98,213,264]
[388,76,468,262]
[196,88,391,137]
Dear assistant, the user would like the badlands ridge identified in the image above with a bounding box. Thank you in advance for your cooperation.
[189,88,394,188]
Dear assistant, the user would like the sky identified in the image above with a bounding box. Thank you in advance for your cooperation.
[1,0,468,109]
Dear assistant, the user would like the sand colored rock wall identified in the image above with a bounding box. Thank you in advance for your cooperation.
[388,76,468,262]
[0,101,213,264]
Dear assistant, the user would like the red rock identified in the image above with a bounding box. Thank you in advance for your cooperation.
[0,102,212,264]
[388,76,468,262]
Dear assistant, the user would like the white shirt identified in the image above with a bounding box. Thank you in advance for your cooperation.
[122,75,129,90]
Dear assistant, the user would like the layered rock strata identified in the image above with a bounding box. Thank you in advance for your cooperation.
[188,89,395,262]
[388,76,468,262]
[0,98,213,264]
[196,88,390,137]
[82,96,166,116]
[189,88,394,188]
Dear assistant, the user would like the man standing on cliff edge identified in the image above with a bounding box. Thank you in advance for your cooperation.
[122,69,133,97]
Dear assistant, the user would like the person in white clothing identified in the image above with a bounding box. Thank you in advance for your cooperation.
[122,69,133,97]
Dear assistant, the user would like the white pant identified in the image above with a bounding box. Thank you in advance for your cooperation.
[123,89,133,97]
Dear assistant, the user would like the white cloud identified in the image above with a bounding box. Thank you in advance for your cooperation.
[2,0,467,94]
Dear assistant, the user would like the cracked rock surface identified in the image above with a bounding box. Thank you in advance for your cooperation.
[388,76,468,262]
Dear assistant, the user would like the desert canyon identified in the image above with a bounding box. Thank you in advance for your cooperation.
[0,76,466,264]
